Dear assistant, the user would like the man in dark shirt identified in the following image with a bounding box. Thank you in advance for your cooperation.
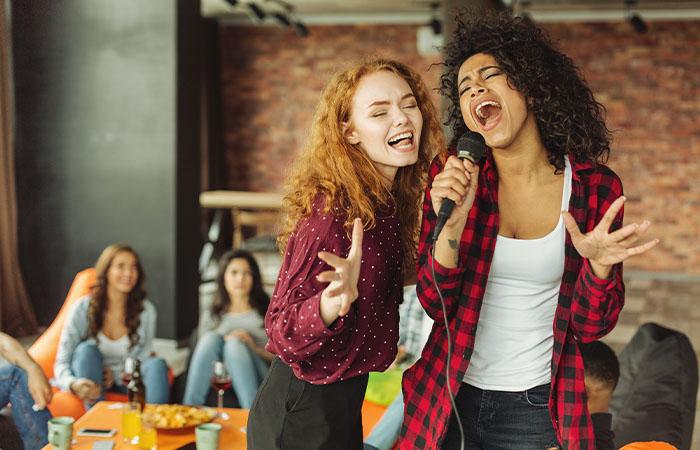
[579,340,619,450]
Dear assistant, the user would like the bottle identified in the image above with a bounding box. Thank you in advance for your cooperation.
[127,358,146,411]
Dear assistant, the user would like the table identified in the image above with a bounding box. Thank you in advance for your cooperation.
[199,190,283,249]
[42,402,248,450]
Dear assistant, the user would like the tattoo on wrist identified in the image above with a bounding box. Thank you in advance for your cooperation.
[448,239,459,265]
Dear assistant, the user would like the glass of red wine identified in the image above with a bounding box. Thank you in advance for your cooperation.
[121,357,135,387]
[211,361,231,420]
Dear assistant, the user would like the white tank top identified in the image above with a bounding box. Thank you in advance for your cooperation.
[463,156,571,391]
[97,332,130,384]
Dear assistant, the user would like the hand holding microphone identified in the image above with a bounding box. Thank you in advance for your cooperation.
[431,131,486,242]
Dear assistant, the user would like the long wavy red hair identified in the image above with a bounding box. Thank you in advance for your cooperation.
[278,59,444,274]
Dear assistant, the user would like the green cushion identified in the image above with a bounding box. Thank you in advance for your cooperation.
[364,368,404,406]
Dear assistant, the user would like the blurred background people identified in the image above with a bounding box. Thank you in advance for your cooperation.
[183,249,272,408]
[0,331,52,450]
[364,285,432,450]
[52,244,169,406]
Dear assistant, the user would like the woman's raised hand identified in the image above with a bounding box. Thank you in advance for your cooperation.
[562,196,659,278]
[317,218,363,325]
[430,156,480,230]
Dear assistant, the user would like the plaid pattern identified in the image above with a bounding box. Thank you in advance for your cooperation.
[399,150,625,450]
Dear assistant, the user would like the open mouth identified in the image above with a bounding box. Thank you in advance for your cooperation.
[474,100,502,129]
[387,131,415,150]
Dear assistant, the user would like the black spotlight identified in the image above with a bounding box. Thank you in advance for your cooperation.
[629,13,648,33]
[247,3,266,20]
[271,12,291,27]
[293,21,309,37]
[429,17,442,35]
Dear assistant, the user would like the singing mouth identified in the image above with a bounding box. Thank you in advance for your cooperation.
[473,100,502,127]
[387,131,415,149]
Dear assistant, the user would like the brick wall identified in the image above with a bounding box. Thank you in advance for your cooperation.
[219,21,700,275]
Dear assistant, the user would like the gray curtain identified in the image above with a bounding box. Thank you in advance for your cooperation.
[0,0,38,336]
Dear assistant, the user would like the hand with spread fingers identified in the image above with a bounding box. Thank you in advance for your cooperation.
[316,218,364,327]
[562,196,659,279]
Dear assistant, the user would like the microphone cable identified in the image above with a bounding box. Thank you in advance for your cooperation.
[431,241,465,450]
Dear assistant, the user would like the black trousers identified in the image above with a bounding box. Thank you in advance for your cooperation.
[247,358,368,450]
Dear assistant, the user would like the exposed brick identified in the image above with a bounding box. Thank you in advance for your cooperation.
[219,21,700,275]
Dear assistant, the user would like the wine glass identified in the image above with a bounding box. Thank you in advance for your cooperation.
[211,361,231,420]
[121,357,136,387]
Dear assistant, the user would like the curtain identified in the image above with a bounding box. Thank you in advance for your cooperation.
[0,0,38,336]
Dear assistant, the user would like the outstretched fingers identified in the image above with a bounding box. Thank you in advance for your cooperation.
[562,211,583,241]
[596,196,626,233]
[625,238,660,257]
[348,218,364,260]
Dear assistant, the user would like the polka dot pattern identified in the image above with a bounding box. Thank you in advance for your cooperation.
[264,200,403,384]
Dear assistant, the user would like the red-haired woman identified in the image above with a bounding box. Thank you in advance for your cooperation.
[247,59,444,449]
[53,244,169,405]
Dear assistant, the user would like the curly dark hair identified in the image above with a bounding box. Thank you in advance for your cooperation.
[89,244,146,349]
[579,340,619,390]
[210,249,270,320]
[440,10,612,172]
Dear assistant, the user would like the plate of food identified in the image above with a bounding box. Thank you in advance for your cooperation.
[142,404,217,431]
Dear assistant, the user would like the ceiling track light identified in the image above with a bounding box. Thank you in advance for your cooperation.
[624,0,647,33]
[513,0,532,21]
[247,3,266,21]
[293,21,309,37]
[428,2,442,35]
[271,12,291,27]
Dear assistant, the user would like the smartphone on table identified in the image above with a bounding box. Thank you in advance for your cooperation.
[77,427,117,437]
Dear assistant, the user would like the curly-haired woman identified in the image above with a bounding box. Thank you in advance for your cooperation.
[53,244,169,405]
[247,59,444,449]
[399,11,658,450]
[183,249,272,408]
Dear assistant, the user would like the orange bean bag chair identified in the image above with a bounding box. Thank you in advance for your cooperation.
[619,442,679,450]
[28,268,172,419]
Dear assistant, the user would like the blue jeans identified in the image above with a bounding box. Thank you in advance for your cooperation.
[183,332,268,408]
[364,392,404,450]
[442,383,560,450]
[71,341,170,404]
[0,363,51,450]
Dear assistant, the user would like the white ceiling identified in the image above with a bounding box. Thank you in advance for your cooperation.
[201,0,700,23]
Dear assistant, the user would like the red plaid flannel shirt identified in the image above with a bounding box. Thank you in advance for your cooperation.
[399,150,625,450]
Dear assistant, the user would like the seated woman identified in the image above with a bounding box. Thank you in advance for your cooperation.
[183,249,272,409]
[0,331,52,450]
[53,244,169,406]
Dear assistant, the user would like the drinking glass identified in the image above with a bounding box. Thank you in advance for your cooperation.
[210,361,231,420]
[122,356,136,386]
[138,418,157,450]
[121,401,141,444]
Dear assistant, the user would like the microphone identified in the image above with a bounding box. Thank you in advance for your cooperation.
[432,131,486,243]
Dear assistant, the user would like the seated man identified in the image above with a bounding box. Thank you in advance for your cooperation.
[579,338,681,450]
[579,340,619,450]
[0,331,52,450]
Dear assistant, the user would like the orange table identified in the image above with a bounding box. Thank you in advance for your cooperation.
[41,402,248,450]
